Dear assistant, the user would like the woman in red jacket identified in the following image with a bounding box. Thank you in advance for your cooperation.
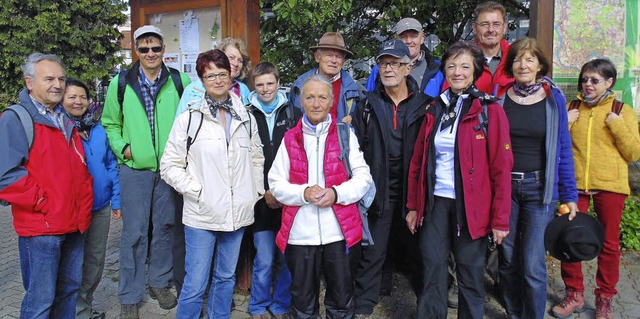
[405,42,513,319]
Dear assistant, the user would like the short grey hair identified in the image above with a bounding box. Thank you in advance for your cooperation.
[21,53,64,78]
[301,74,333,102]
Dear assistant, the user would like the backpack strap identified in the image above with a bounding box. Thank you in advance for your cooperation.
[361,97,371,143]
[474,101,489,137]
[169,67,184,98]
[612,100,624,115]
[5,104,34,150]
[117,69,129,111]
[285,103,295,129]
[568,99,581,111]
[336,122,352,178]
[185,110,204,168]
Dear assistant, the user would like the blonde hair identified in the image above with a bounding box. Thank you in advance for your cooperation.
[216,38,252,81]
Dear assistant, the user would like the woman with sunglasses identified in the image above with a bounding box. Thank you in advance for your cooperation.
[160,49,264,319]
[496,38,577,319]
[405,41,513,318]
[551,58,640,319]
[177,38,252,115]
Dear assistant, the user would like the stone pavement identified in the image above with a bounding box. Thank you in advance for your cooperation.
[1,204,639,318]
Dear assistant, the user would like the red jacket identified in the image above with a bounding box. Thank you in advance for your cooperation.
[406,98,513,239]
[0,90,93,237]
[442,39,511,97]
[276,118,362,252]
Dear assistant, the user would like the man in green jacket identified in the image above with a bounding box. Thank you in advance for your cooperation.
[101,25,191,319]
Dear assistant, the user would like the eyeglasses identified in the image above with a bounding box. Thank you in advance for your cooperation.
[202,72,230,82]
[580,77,606,85]
[476,21,504,29]
[377,61,407,70]
[137,46,162,54]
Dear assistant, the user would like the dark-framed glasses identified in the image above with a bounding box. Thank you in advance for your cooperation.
[137,46,163,54]
[202,72,230,82]
[377,61,407,70]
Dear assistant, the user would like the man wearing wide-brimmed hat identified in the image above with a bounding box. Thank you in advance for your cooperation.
[289,32,364,124]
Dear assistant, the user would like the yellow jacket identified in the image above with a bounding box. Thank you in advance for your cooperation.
[569,93,640,194]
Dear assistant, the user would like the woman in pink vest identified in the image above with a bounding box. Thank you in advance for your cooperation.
[268,74,373,318]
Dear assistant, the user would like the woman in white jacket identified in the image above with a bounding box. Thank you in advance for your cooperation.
[160,49,264,319]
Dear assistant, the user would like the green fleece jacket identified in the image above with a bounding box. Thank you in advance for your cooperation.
[102,62,191,171]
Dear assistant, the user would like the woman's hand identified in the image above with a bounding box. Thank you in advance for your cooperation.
[264,190,283,209]
[605,111,621,124]
[406,210,418,235]
[567,109,580,124]
[566,202,579,221]
[492,229,509,245]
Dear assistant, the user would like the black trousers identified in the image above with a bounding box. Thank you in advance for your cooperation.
[285,241,354,319]
[417,196,488,319]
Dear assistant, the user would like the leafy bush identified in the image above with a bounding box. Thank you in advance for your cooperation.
[621,196,640,250]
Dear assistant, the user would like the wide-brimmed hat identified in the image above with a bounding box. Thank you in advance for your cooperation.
[310,32,353,58]
[544,213,605,263]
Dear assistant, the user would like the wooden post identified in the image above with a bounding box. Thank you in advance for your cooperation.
[529,0,555,76]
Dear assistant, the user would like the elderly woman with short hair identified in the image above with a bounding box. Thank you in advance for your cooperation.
[268,74,373,319]
[160,49,264,319]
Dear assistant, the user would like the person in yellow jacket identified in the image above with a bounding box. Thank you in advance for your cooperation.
[552,58,640,319]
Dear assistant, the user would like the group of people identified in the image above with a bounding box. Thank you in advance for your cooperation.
[0,1,638,319]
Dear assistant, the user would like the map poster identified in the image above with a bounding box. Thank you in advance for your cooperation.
[553,0,639,113]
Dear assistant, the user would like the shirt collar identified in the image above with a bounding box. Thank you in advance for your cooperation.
[139,67,162,86]
[30,95,63,115]
[316,69,341,83]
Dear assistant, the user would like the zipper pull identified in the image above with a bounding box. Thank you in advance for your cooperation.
[457,224,461,237]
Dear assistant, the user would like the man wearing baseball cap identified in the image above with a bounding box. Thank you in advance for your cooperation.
[366,17,444,98]
[289,32,364,123]
[351,40,431,316]
[101,25,191,319]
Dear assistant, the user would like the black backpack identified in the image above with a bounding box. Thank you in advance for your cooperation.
[117,67,185,110]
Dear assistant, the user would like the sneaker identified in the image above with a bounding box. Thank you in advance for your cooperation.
[595,295,614,319]
[149,286,178,310]
[90,310,106,319]
[448,284,458,309]
[120,304,139,319]
[551,288,585,318]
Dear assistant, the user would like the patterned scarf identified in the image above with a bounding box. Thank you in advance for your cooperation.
[205,94,241,121]
[512,76,552,99]
[71,102,103,134]
[581,89,613,107]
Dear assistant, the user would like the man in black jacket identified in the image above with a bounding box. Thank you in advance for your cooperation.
[352,40,432,316]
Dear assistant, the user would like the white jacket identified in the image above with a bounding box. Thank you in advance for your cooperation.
[268,116,372,246]
[161,94,265,231]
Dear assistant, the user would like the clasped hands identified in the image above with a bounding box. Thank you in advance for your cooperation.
[304,185,336,208]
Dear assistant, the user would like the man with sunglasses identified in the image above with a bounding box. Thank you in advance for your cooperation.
[101,25,191,319]
[351,40,432,317]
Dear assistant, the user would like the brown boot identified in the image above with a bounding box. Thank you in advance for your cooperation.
[595,294,614,319]
[551,288,585,318]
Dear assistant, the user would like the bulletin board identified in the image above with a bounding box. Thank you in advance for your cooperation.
[146,7,222,82]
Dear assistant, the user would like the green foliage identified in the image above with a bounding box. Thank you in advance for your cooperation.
[0,0,127,109]
[621,196,640,250]
[260,0,528,84]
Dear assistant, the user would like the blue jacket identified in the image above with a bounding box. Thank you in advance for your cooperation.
[366,53,444,98]
[500,83,577,205]
[82,123,120,211]
[289,69,364,121]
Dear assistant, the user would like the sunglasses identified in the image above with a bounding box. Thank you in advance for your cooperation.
[580,77,605,85]
[137,46,162,54]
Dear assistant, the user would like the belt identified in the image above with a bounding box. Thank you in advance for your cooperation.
[511,170,544,180]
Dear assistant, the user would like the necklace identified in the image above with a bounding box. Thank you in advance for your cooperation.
[513,81,543,104]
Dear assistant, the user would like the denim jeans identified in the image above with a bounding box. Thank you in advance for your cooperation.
[118,166,177,304]
[499,177,555,319]
[19,231,85,319]
[76,204,112,318]
[177,226,245,319]
[248,230,292,316]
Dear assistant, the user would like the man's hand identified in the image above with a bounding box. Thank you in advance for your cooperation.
[112,209,121,219]
[124,146,132,160]
[341,115,352,124]
[406,210,418,235]
[264,190,283,209]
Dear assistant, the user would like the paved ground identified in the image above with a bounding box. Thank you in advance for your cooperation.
[1,205,639,318]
